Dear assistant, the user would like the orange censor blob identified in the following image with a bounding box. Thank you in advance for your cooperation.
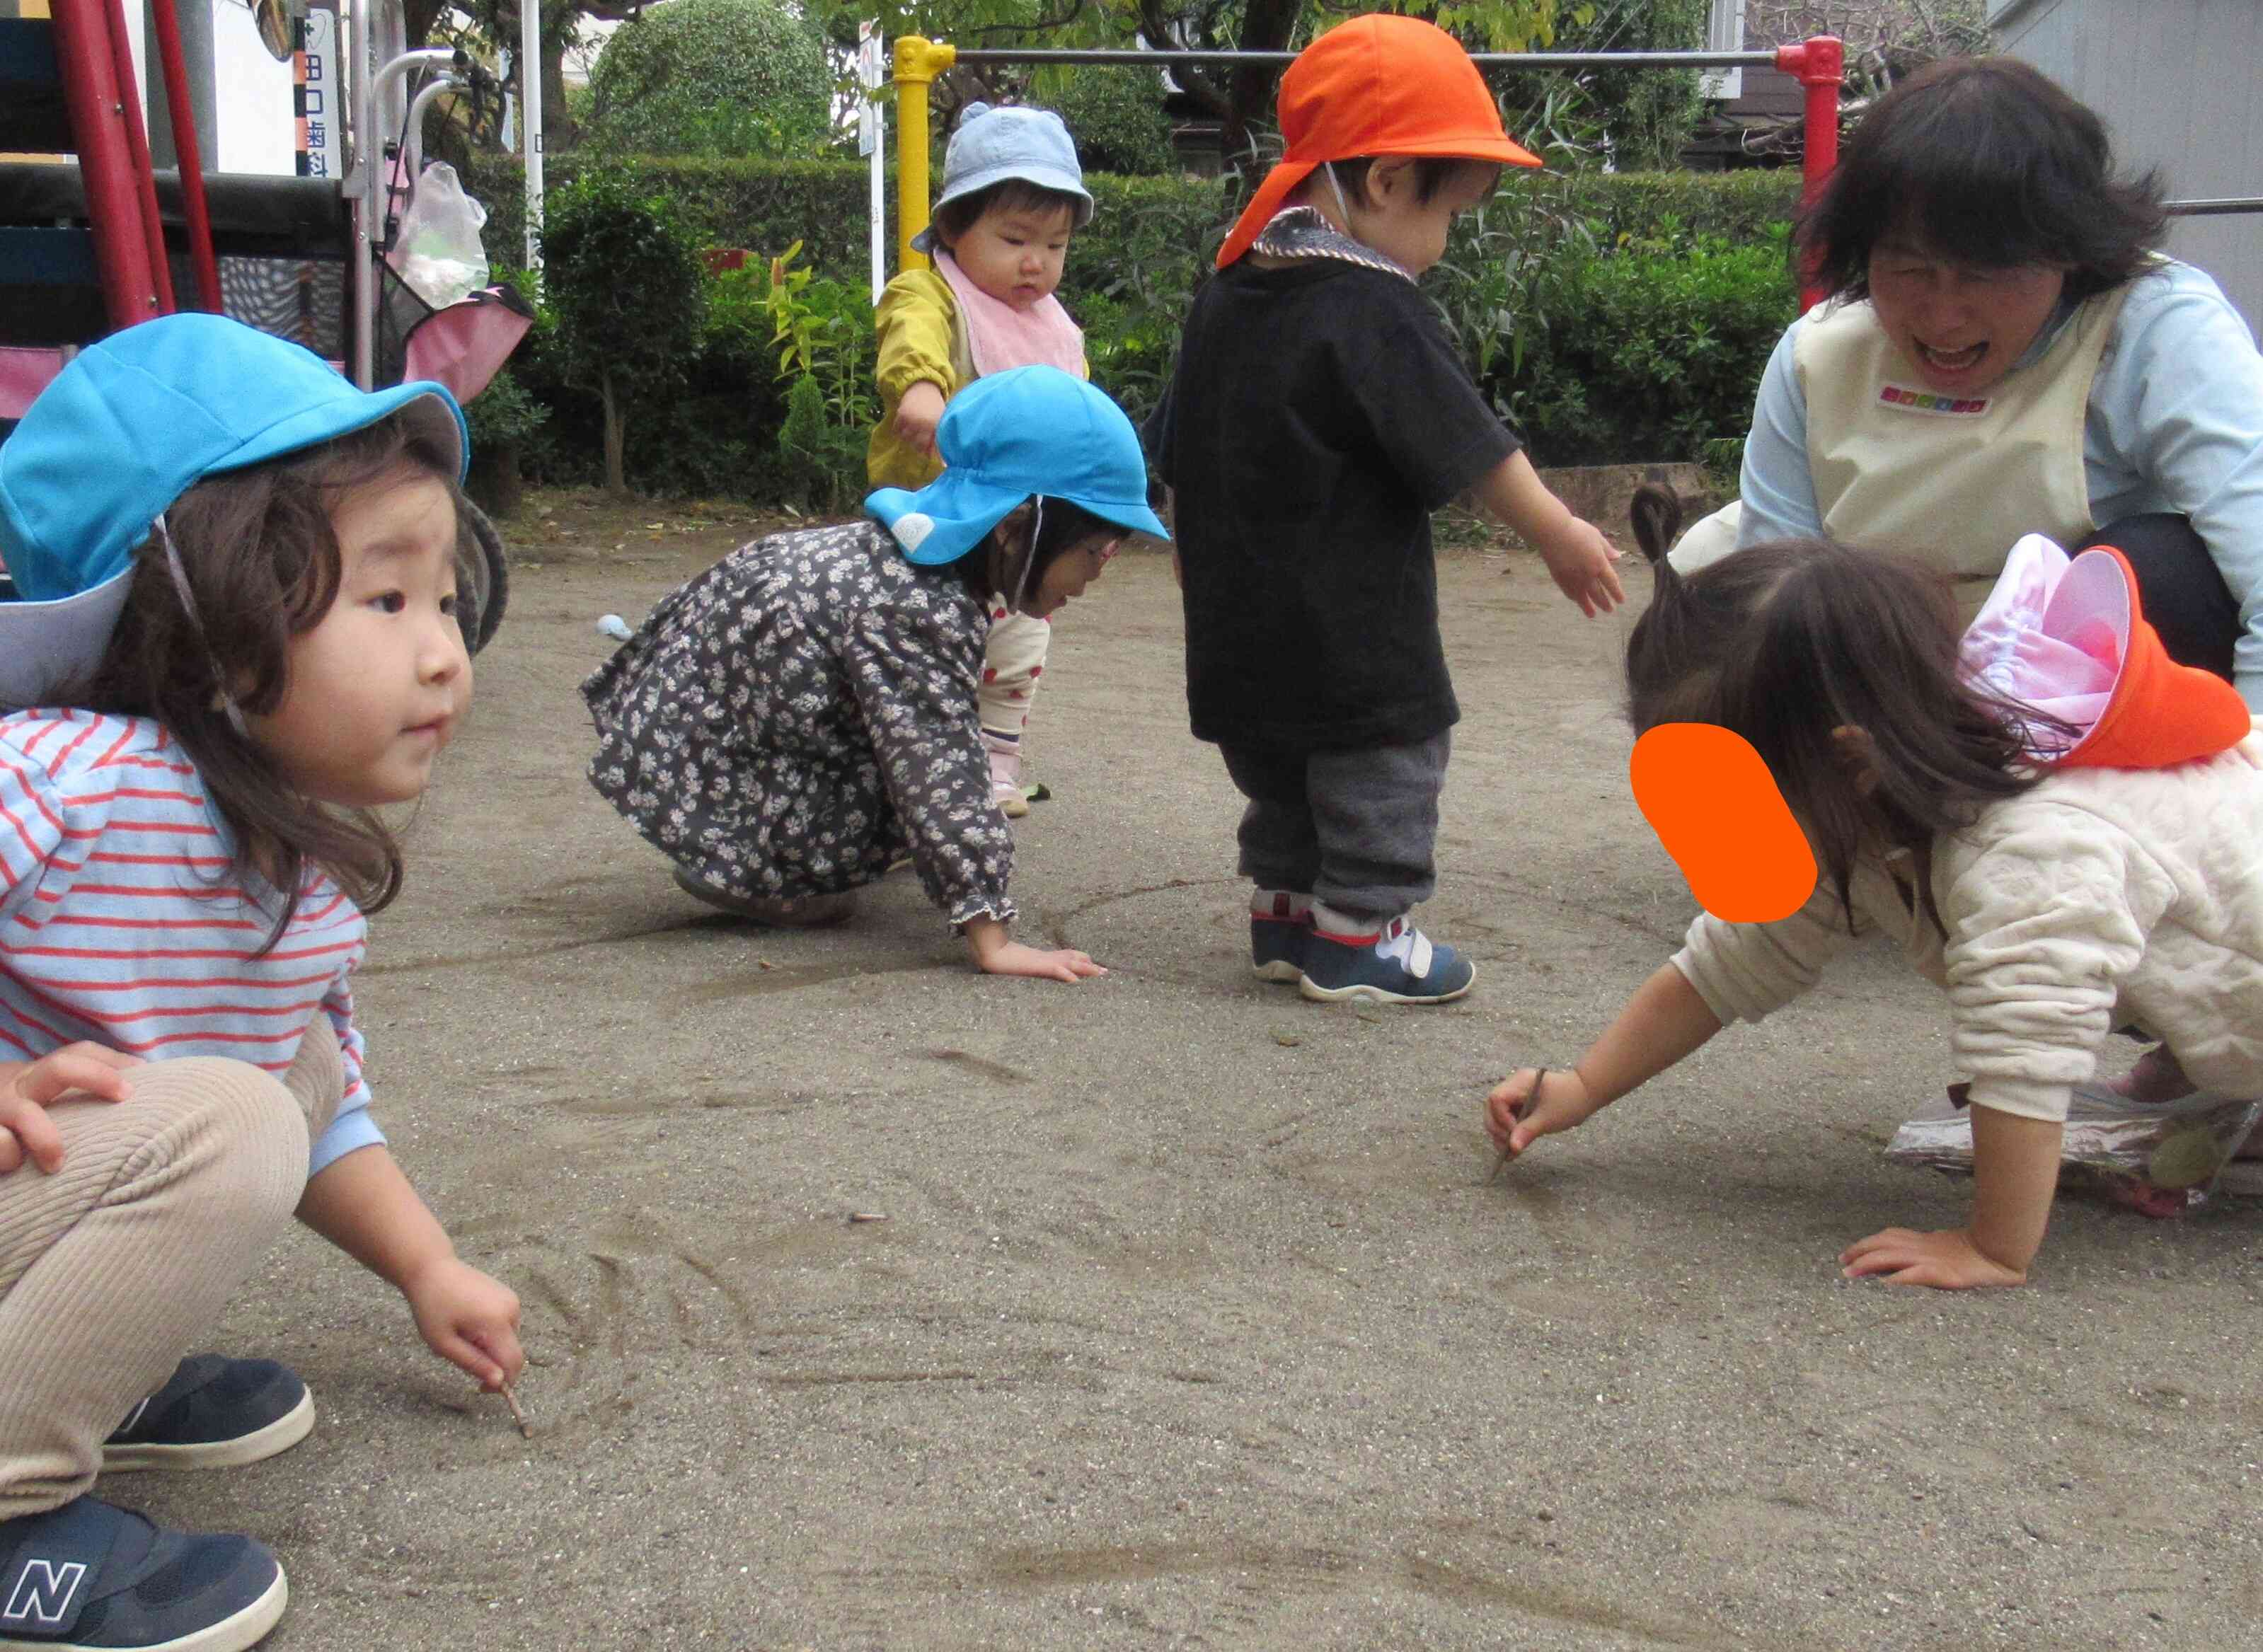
[1630,724,1818,924]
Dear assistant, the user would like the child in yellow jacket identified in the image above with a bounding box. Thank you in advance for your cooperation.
[869,102,1094,818]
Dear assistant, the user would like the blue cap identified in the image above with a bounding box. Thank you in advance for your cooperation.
[865,366,1168,567]
[0,313,467,709]
[909,102,1094,255]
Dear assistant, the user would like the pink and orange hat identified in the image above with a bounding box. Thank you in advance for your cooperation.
[1215,14,1541,270]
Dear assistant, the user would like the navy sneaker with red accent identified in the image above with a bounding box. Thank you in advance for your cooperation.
[1250,891,1313,983]
[100,1358,312,1476]
[1299,914,1475,1005]
[0,1496,284,1651]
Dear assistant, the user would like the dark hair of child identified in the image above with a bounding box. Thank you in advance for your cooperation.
[930,177,1085,249]
[942,495,1118,611]
[71,411,475,949]
[1623,485,2068,937]
[1313,156,1504,210]
[1799,57,2166,304]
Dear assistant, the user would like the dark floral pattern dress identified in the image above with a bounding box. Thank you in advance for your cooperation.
[582,520,1016,930]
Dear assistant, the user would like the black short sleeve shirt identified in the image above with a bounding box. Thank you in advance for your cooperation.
[1146,258,1519,751]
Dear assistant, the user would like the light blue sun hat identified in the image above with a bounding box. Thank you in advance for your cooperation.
[864,365,1168,567]
[908,101,1095,256]
[0,313,466,709]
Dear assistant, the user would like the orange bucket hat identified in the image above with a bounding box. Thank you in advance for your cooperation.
[1215,13,1541,270]
[1961,535,2252,770]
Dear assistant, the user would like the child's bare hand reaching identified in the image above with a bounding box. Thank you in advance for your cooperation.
[895,381,947,458]
[1531,517,1625,618]
[1840,1227,2027,1290]
[404,1255,526,1390]
[1484,1066,1602,1162]
[0,1044,142,1174]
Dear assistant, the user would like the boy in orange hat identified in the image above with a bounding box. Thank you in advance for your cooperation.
[1146,13,1623,1005]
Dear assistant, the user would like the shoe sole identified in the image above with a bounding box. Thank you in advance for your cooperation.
[1298,964,1476,1005]
[100,1391,314,1474]
[0,1568,285,1652]
[1251,960,1303,983]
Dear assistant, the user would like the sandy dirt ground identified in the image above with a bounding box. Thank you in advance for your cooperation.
[145,492,2263,1651]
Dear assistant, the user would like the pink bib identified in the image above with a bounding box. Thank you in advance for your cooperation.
[934,251,1086,379]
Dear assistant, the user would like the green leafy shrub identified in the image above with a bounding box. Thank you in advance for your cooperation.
[469,155,1804,492]
[537,170,709,492]
[582,0,833,159]
[1041,71,1177,177]
[1492,224,1800,465]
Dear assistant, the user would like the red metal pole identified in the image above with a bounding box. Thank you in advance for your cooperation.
[46,0,167,328]
[1777,34,1844,314]
[147,0,222,311]
[98,0,178,315]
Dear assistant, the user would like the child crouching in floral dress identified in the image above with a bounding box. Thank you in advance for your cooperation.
[582,366,1166,981]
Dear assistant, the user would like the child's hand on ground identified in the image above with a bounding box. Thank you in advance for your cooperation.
[1839,1226,2026,1289]
[1484,1066,1601,1161]
[1532,517,1626,618]
[0,1044,142,1174]
[895,381,947,457]
[980,941,1107,983]
[404,1256,526,1389]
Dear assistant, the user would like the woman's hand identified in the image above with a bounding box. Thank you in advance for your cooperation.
[1840,1226,2027,1289]
[894,381,947,457]
[404,1255,526,1389]
[0,1044,141,1175]
[1485,1066,1601,1161]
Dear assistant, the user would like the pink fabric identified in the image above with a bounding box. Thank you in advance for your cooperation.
[1959,533,2129,758]
[0,348,67,422]
[402,291,533,407]
[933,252,1085,378]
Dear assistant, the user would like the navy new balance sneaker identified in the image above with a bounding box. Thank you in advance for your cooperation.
[0,1496,284,1651]
[1250,893,1313,983]
[1299,915,1475,1005]
[100,1358,312,1475]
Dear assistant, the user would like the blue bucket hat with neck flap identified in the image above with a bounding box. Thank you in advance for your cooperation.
[865,365,1168,571]
[0,313,466,710]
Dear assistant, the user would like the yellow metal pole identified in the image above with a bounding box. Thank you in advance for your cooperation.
[892,35,956,273]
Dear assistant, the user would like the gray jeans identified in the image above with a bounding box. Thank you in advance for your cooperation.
[1218,732,1451,924]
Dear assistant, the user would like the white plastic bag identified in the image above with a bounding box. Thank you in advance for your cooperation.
[1887,1084,2263,1218]
[388,162,490,309]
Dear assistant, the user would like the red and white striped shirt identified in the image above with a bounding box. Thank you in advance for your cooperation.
[0,710,379,1174]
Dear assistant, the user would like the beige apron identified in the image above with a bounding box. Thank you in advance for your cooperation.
[1673,287,2127,615]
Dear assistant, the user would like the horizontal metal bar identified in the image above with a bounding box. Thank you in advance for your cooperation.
[948,47,1780,70]
[2165,197,2263,218]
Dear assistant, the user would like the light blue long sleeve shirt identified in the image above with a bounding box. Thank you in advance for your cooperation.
[1737,260,2263,707]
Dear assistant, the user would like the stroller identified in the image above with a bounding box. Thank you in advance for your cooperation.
[0,0,530,654]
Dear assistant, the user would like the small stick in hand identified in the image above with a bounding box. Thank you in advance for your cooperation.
[1488,1067,1548,1184]
[498,1380,533,1440]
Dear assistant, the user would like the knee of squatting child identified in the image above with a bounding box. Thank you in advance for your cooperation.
[1482,485,2263,1291]
[0,314,522,1649]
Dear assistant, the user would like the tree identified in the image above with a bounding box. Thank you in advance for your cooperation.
[539,172,708,493]
[583,0,836,156]
[1745,0,1991,97]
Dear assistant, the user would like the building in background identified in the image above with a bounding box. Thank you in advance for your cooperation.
[1992,0,2260,331]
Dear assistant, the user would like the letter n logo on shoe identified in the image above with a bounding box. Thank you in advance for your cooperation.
[4,1559,88,1627]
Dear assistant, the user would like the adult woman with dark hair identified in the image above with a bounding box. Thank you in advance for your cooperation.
[582,366,1168,981]
[1677,57,2263,707]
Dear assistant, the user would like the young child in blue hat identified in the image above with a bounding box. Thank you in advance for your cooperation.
[589,365,1166,979]
[0,313,524,1652]
[868,101,1097,821]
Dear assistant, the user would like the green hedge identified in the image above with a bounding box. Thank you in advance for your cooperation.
[463,154,1801,493]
